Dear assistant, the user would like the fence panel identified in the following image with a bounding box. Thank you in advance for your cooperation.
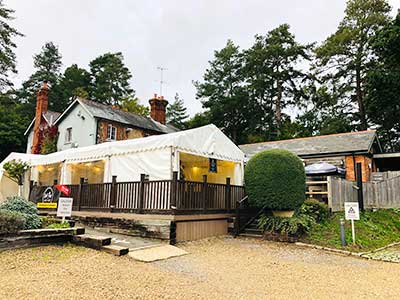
[176,181,204,210]
[80,183,112,209]
[207,183,226,209]
[143,180,171,210]
[115,181,141,210]
[331,175,400,211]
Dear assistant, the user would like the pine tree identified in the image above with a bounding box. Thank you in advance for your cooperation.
[57,64,91,103]
[0,0,22,91]
[18,42,63,115]
[315,0,391,130]
[120,97,149,116]
[166,93,189,129]
[89,52,134,105]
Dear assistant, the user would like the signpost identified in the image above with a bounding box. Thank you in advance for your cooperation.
[57,197,73,223]
[344,202,360,245]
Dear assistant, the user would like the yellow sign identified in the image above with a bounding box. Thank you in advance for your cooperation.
[37,202,57,209]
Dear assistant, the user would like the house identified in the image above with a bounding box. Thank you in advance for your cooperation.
[239,131,383,182]
[25,82,178,154]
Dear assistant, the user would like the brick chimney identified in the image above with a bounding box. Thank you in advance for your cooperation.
[149,94,168,125]
[32,81,49,154]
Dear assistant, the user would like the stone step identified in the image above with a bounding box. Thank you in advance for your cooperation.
[101,244,129,256]
[72,234,111,250]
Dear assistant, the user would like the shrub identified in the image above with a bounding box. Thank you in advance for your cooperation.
[258,214,315,236]
[47,222,71,229]
[298,199,330,222]
[244,149,306,210]
[0,196,41,229]
[0,209,25,235]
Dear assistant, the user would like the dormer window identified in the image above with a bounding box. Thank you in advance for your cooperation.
[107,124,117,141]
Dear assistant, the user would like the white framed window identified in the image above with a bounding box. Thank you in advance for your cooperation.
[107,124,117,141]
[65,127,72,144]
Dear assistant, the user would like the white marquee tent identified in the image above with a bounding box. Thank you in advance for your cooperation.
[0,125,245,202]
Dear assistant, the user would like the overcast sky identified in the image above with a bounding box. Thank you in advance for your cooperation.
[5,0,400,116]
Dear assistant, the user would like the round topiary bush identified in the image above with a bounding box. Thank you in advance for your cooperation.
[0,196,41,229]
[244,149,306,211]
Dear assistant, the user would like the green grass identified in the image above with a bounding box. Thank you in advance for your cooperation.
[301,209,400,252]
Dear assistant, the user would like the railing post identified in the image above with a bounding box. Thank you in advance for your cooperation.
[171,171,178,211]
[235,201,240,237]
[76,177,84,211]
[139,173,146,213]
[225,177,231,212]
[110,175,117,212]
[202,175,208,212]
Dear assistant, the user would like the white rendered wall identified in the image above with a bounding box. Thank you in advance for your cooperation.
[57,104,97,151]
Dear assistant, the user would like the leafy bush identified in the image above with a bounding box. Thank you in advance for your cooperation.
[258,214,315,236]
[244,149,306,210]
[0,196,41,229]
[47,222,71,229]
[0,209,25,235]
[298,199,330,222]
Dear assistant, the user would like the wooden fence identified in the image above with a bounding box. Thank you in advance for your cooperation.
[29,173,246,214]
[330,175,400,211]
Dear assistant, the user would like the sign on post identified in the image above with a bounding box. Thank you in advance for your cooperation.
[57,197,73,222]
[345,202,360,220]
[344,202,360,245]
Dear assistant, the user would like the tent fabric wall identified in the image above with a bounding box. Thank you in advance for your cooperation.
[110,148,172,182]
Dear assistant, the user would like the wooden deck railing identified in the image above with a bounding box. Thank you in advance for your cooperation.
[29,172,245,214]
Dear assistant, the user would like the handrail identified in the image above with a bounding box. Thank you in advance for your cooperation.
[237,206,266,236]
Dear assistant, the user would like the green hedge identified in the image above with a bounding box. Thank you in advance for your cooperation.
[0,196,41,229]
[0,209,25,235]
[244,149,306,210]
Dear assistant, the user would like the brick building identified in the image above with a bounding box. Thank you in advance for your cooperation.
[239,131,382,182]
[25,83,178,153]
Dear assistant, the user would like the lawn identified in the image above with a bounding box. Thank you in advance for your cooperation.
[301,209,400,252]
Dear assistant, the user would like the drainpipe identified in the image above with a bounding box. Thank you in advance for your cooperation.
[352,152,357,181]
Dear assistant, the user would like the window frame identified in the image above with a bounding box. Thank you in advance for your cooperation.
[65,127,72,144]
[107,124,117,141]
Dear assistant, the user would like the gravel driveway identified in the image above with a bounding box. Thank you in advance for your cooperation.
[1,236,400,299]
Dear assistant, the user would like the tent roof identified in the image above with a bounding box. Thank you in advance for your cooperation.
[3,124,244,167]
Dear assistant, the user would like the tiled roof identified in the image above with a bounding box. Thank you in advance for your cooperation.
[79,98,177,134]
[43,111,61,125]
[239,131,379,159]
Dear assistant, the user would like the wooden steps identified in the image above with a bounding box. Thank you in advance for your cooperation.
[72,233,129,256]
[72,234,111,250]
[101,244,129,256]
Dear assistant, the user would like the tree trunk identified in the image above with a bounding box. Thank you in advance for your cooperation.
[275,80,283,137]
[356,67,367,130]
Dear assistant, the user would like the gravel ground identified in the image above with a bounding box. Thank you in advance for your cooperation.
[1,237,400,299]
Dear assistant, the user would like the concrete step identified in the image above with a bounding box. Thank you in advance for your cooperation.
[101,244,129,256]
[72,234,111,250]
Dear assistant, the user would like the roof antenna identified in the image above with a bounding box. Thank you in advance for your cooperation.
[157,66,167,96]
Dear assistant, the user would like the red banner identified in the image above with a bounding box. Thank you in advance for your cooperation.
[55,184,70,196]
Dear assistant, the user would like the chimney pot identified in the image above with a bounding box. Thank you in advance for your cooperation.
[149,94,168,125]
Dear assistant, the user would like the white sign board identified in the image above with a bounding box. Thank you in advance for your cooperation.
[345,202,360,220]
[57,197,73,218]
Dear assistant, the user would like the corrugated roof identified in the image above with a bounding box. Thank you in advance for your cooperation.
[79,98,177,134]
[239,130,379,159]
